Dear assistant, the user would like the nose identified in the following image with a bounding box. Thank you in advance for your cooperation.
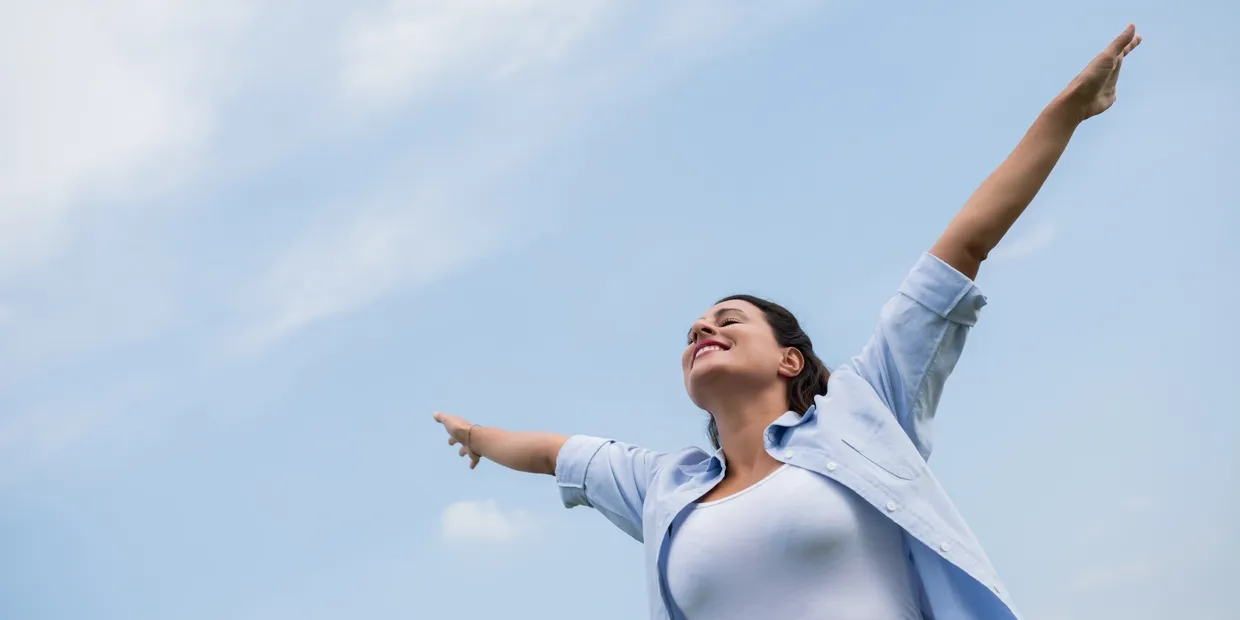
[689,320,717,343]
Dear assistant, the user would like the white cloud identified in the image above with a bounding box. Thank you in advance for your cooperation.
[991,219,1057,260]
[0,0,251,278]
[0,0,252,479]
[440,499,530,543]
[340,0,612,105]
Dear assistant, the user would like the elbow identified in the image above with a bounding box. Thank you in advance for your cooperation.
[540,452,558,476]
[962,240,991,266]
[930,237,988,280]
[540,438,564,476]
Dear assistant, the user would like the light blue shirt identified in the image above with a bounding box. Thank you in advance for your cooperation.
[555,253,1018,620]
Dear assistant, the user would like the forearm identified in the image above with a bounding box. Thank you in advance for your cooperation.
[469,426,569,475]
[931,97,1081,279]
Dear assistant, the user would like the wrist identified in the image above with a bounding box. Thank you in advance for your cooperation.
[1040,94,1086,133]
[467,424,482,454]
[1045,88,1089,128]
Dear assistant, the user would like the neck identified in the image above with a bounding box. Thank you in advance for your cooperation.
[710,382,789,477]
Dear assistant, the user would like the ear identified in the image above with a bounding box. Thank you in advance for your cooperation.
[777,347,804,379]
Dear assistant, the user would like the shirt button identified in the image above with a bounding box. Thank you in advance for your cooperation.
[939,542,951,553]
[825,461,837,471]
[886,501,898,512]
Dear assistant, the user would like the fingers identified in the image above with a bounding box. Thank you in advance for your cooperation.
[435,410,479,469]
[458,447,479,469]
[1123,34,1142,57]
[1106,24,1136,56]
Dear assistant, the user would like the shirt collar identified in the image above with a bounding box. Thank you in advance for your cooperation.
[771,406,812,429]
[705,405,816,474]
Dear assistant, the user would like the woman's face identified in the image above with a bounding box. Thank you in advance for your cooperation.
[682,299,802,410]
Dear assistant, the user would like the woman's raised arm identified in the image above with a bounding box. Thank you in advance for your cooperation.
[930,25,1142,279]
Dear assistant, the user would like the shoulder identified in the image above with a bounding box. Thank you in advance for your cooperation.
[811,371,901,435]
[824,365,882,395]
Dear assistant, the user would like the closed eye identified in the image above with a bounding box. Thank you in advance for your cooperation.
[686,314,743,344]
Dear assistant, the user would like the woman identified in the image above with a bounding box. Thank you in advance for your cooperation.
[433,26,1142,620]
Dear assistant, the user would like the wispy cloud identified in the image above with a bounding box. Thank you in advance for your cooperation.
[644,0,817,62]
[990,219,1057,260]
[440,499,531,543]
[0,0,251,278]
[0,408,97,488]
[0,378,157,488]
[340,0,613,106]
[238,1,822,350]
[234,194,515,353]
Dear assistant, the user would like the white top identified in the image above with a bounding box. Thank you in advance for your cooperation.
[664,464,923,620]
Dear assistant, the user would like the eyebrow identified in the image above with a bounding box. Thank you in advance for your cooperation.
[686,307,748,340]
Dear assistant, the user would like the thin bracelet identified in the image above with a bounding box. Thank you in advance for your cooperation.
[466,424,480,452]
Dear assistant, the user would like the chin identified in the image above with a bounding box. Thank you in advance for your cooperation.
[685,362,734,401]
[686,358,727,382]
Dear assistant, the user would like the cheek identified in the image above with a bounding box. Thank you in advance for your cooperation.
[734,334,783,368]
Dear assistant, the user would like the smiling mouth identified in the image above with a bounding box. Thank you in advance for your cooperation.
[694,345,724,359]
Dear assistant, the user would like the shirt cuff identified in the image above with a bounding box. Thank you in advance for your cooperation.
[555,435,610,508]
[897,253,988,326]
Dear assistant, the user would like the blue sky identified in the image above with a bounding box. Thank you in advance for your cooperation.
[1,1,1237,619]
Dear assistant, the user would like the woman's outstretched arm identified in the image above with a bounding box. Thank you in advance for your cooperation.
[931,25,1142,279]
[433,411,567,475]
[433,411,668,541]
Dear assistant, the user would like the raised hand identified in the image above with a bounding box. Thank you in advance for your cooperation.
[1061,24,1143,121]
[433,411,481,470]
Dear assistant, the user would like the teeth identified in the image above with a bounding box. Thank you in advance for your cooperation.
[695,345,723,358]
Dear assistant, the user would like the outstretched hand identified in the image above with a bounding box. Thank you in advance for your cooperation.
[433,411,481,469]
[1061,24,1143,121]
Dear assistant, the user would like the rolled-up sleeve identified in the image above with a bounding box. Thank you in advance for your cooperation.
[555,435,666,542]
[842,253,987,458]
